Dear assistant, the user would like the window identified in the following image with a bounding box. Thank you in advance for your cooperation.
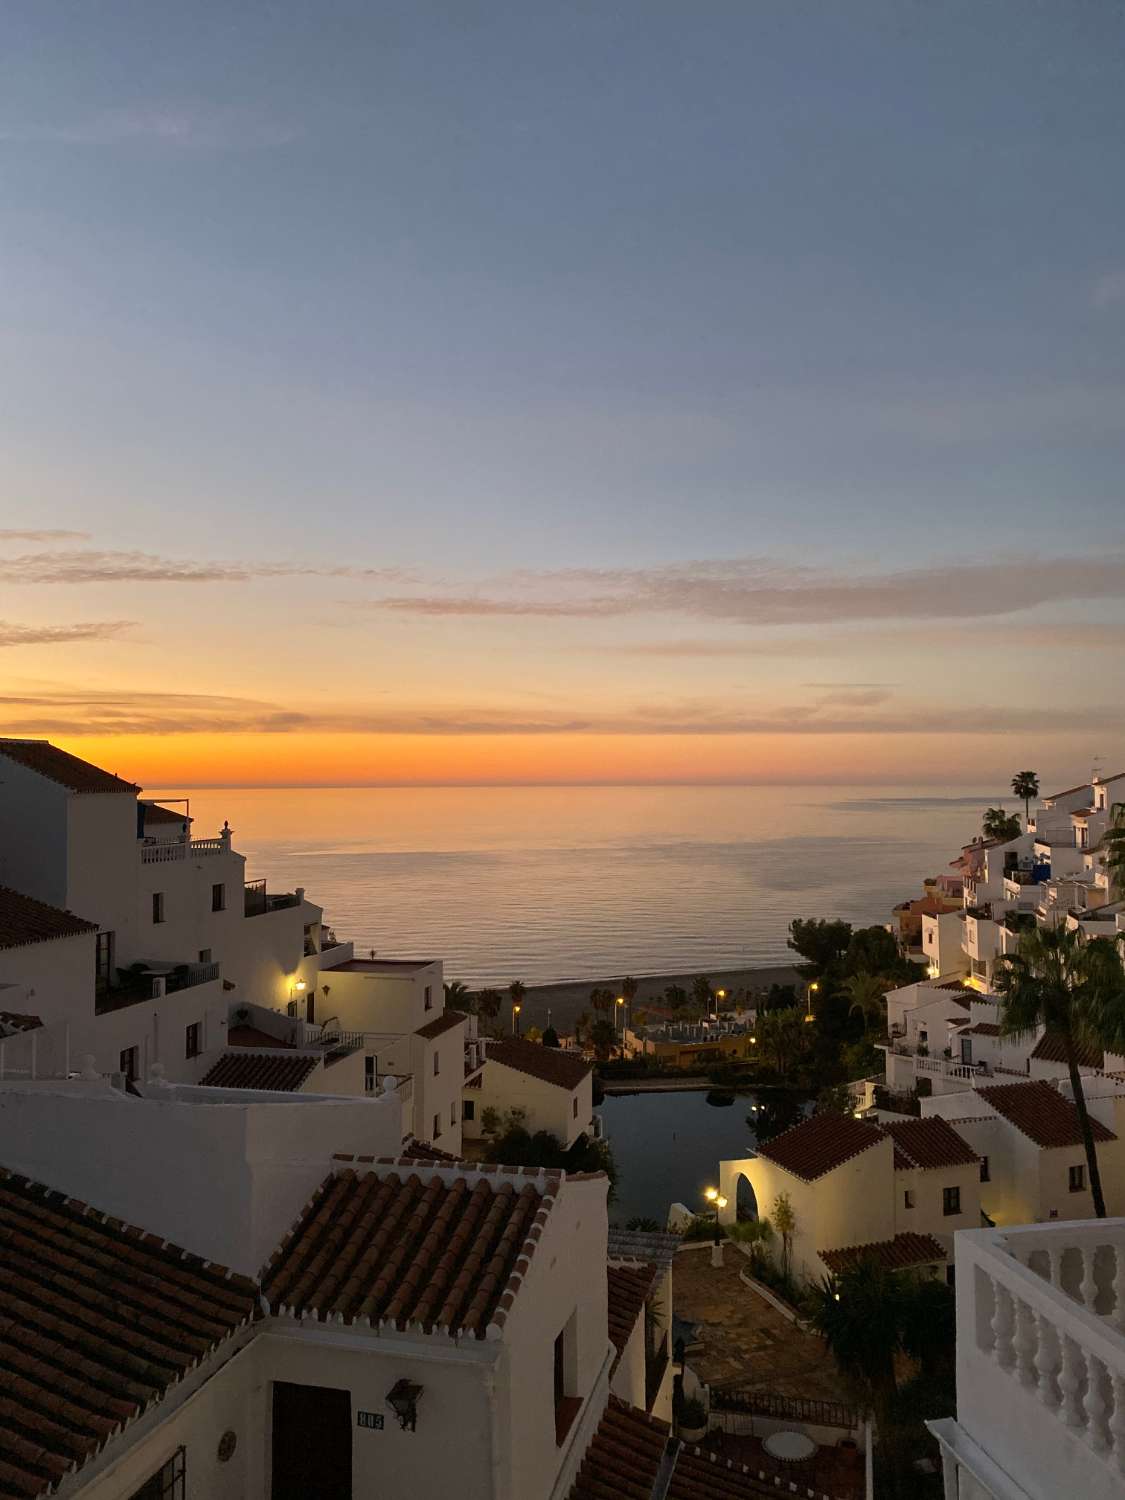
[980,1156,990,1183]
[1069,1164,1086,1193]
[573,1097,578,1118]
[433,1051,440,1077]
[95,930,115,995]
[450,1102,457,1126]
[364,1056,376,1094]
[462,1099,475,1122]
[943,1186,961,1216]
[198,948,212,964]
[903,1190,915,1210]
[120,1047,138,1083]
[424,985,433,1011]
[129,1448,185,1500]
[211,883,225,912]
[433,1113,441,1140]
[152,892,165,924]
[185,1023,200,1060]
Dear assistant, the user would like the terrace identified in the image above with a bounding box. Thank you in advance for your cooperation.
[95,958,221,1014]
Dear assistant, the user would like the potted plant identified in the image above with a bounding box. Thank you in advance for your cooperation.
[678,1396,708,1444]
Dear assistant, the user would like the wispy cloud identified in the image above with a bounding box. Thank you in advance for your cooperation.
[0,620,134,648]
[0,529,91,543]
[1,687,1121,740]
[0,549,410,586]
[368,552,1125,629]
[606,621,1125,657]
[0,106,299,151]
[1092,269,1125,309]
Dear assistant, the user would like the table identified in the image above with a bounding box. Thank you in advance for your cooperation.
[763,1430,817,1463]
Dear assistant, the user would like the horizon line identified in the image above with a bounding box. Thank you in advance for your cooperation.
[142,778,1018,792]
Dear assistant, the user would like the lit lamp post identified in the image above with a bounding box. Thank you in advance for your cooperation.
[713,987,726,1022]
[804,980,819,1024]
[512,1002,521,1037]
[703,1186,728,1266]
[616,995,625,1033]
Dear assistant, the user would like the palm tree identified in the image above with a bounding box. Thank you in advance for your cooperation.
[756,1005,806,1077]
[444,979,469,1006]
[476,988,502,1027]
[982,807,1022,842]
[509,979,526,1006]
[1011,771,1039,828]
[664,983,688,1011]
[621,974,639,1027]
[995,927,1125,1217]
[574,1009,592,1046]
[1106,801,1125,900]
[589,986,613,1016]
[804,1259,907,1423]
[690,975,714,1011]
[590,1019,618,1061]
[843,972,888,1032]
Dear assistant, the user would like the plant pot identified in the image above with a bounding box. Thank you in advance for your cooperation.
[679,1422,707,1444]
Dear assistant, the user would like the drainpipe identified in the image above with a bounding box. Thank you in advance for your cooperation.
[864,1416,874,1500]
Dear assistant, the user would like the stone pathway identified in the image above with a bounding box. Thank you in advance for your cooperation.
[672,1248,852,1403]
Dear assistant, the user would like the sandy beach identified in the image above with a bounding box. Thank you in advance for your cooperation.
[508,963,801,1036]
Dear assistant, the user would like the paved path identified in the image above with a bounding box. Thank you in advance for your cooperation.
[673,1249,851,1402]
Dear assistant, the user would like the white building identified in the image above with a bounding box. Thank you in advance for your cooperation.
[929,1217,1125,1500]
[462,1039,595,1150]
[718,1110,981,1286]
[0,1072,740,1500]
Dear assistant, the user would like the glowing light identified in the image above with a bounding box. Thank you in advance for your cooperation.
[703,1186,719,1202]
[294,980,307,992]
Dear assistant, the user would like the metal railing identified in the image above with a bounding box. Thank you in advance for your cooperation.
[244,879,300,917]
[710,1387,860,1431]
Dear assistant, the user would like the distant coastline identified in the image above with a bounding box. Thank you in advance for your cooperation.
[516,963,801,1035]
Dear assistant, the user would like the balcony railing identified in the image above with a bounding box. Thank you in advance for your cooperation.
[958,1222,1125,1478]
[95,960,221,1014]
[140,836,229,864]
[244,879,301,917]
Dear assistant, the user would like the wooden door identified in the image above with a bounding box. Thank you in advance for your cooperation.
[271,1381,352,1500]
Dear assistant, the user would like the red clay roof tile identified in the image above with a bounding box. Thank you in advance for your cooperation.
[755,1113,886,1182]
[1029,1032,1104,1069]
[607,1263,659,1366]
[0,740,139,794]
[486,1038,593,1090]
[0,888,97,952]
[199,1051,319,1092]
[263,1166,554,1337]
[883,1118,980,1171]
[0,1168,256,1499]
[976,1079,1116,1147]
[415,1009,468,1041]
[819,1232,946,1275]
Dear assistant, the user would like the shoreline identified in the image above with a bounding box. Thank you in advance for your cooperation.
[511,962,801,1035]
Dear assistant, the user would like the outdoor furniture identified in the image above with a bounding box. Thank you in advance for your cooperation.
[763,1430,817,1463]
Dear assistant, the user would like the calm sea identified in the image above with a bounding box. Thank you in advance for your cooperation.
[150,784,1009,989]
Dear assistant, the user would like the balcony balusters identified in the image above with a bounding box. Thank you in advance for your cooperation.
[1058,1333,1086,1428]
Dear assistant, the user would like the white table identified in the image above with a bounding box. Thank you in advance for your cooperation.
[763,1430,817,1463]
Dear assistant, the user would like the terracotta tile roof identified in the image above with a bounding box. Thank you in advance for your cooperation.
[570,1398,790,1500]
[964,1021,1000,1036]
[884,1118,979,1171]
[400,1139,459,1162]
[464,1073,482,1088]
[0,1012,43,1037]
[820,1232,946,1275]
[199,1051,319,1092]
[1030,1031,1104,1069]
[929,981,972,1003]
[976,1080,1116,1148]
[607,1263,659,1364]
[415,1008,468,1041]
[569,1398,667,1500]
[263,1165,557,1337]
[1043,780,1092,801]
[0,1167,256,1499]
[485,1038,593,1090]
[0,739,139,794]
[607,1228,680,1269]
[0,887,97,952]
[755,1112,886,1182]
[226,1024,294,1049]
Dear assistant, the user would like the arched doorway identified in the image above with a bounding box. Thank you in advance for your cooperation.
[736,1171,759,1222]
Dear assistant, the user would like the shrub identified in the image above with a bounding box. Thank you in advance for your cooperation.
[678,1396,707,1429]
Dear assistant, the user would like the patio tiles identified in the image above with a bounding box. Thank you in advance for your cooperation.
[701,1431,864,1500]
[672,1248,852,1403]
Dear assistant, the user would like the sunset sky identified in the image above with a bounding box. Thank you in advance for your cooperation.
[2,2,1123,788]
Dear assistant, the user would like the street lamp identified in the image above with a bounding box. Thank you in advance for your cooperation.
[616,995,625,1032]
[703,1186,727,1248]
[512,1002,522,1037]
[804,979,819,1024]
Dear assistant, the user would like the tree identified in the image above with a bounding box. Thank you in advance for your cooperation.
[815,1081,853,1115]
[509,979,526,1006]
[590,1019,618,1060]
[1011,771,1039,828]
[844,926,901,977]
[982,807,1022,842]
[772,1192,796,1281]
[663,983,688,1011]
[1107,801,1125,900]
[524,1025,542,1043]
[631,1007,649,1030]
[787,918,852,977]
[843,972,889,1032]
[476,988,502,1025]
[756,1005,806,1077]
[621,974,639,1023]
[804,1259,907,1422]
[574,1010,592,1045]
[690,975,714,1010]
[995,927,1125,1217]
[542,1025,560,1048]
[626,1216,661,1232]
[444,979,469,1005]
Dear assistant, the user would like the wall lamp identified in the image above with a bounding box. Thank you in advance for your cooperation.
[386,1379,424,1431]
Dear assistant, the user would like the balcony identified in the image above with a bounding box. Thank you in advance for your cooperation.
[943,1222,1125,1495]
[95,960,221,1015]
[244,879,301,918]
[140,835,229,865]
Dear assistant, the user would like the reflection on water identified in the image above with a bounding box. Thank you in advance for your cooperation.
[600,1090,762,1226]
[150,783,1005,986]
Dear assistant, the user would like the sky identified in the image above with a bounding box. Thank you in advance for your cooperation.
[1,0,1124,788]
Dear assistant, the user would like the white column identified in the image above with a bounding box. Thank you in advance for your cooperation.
[1080,1247,1099,1312]
[1084,1352,1109,1453]
[991,1280,1016,1370]
[1113,1246,1125,1334]
[1033,1308,1061,1409]
[1110,1372,1125,1476]
[1014,1297,1038,1388]
[1058,1334,1086,1429]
